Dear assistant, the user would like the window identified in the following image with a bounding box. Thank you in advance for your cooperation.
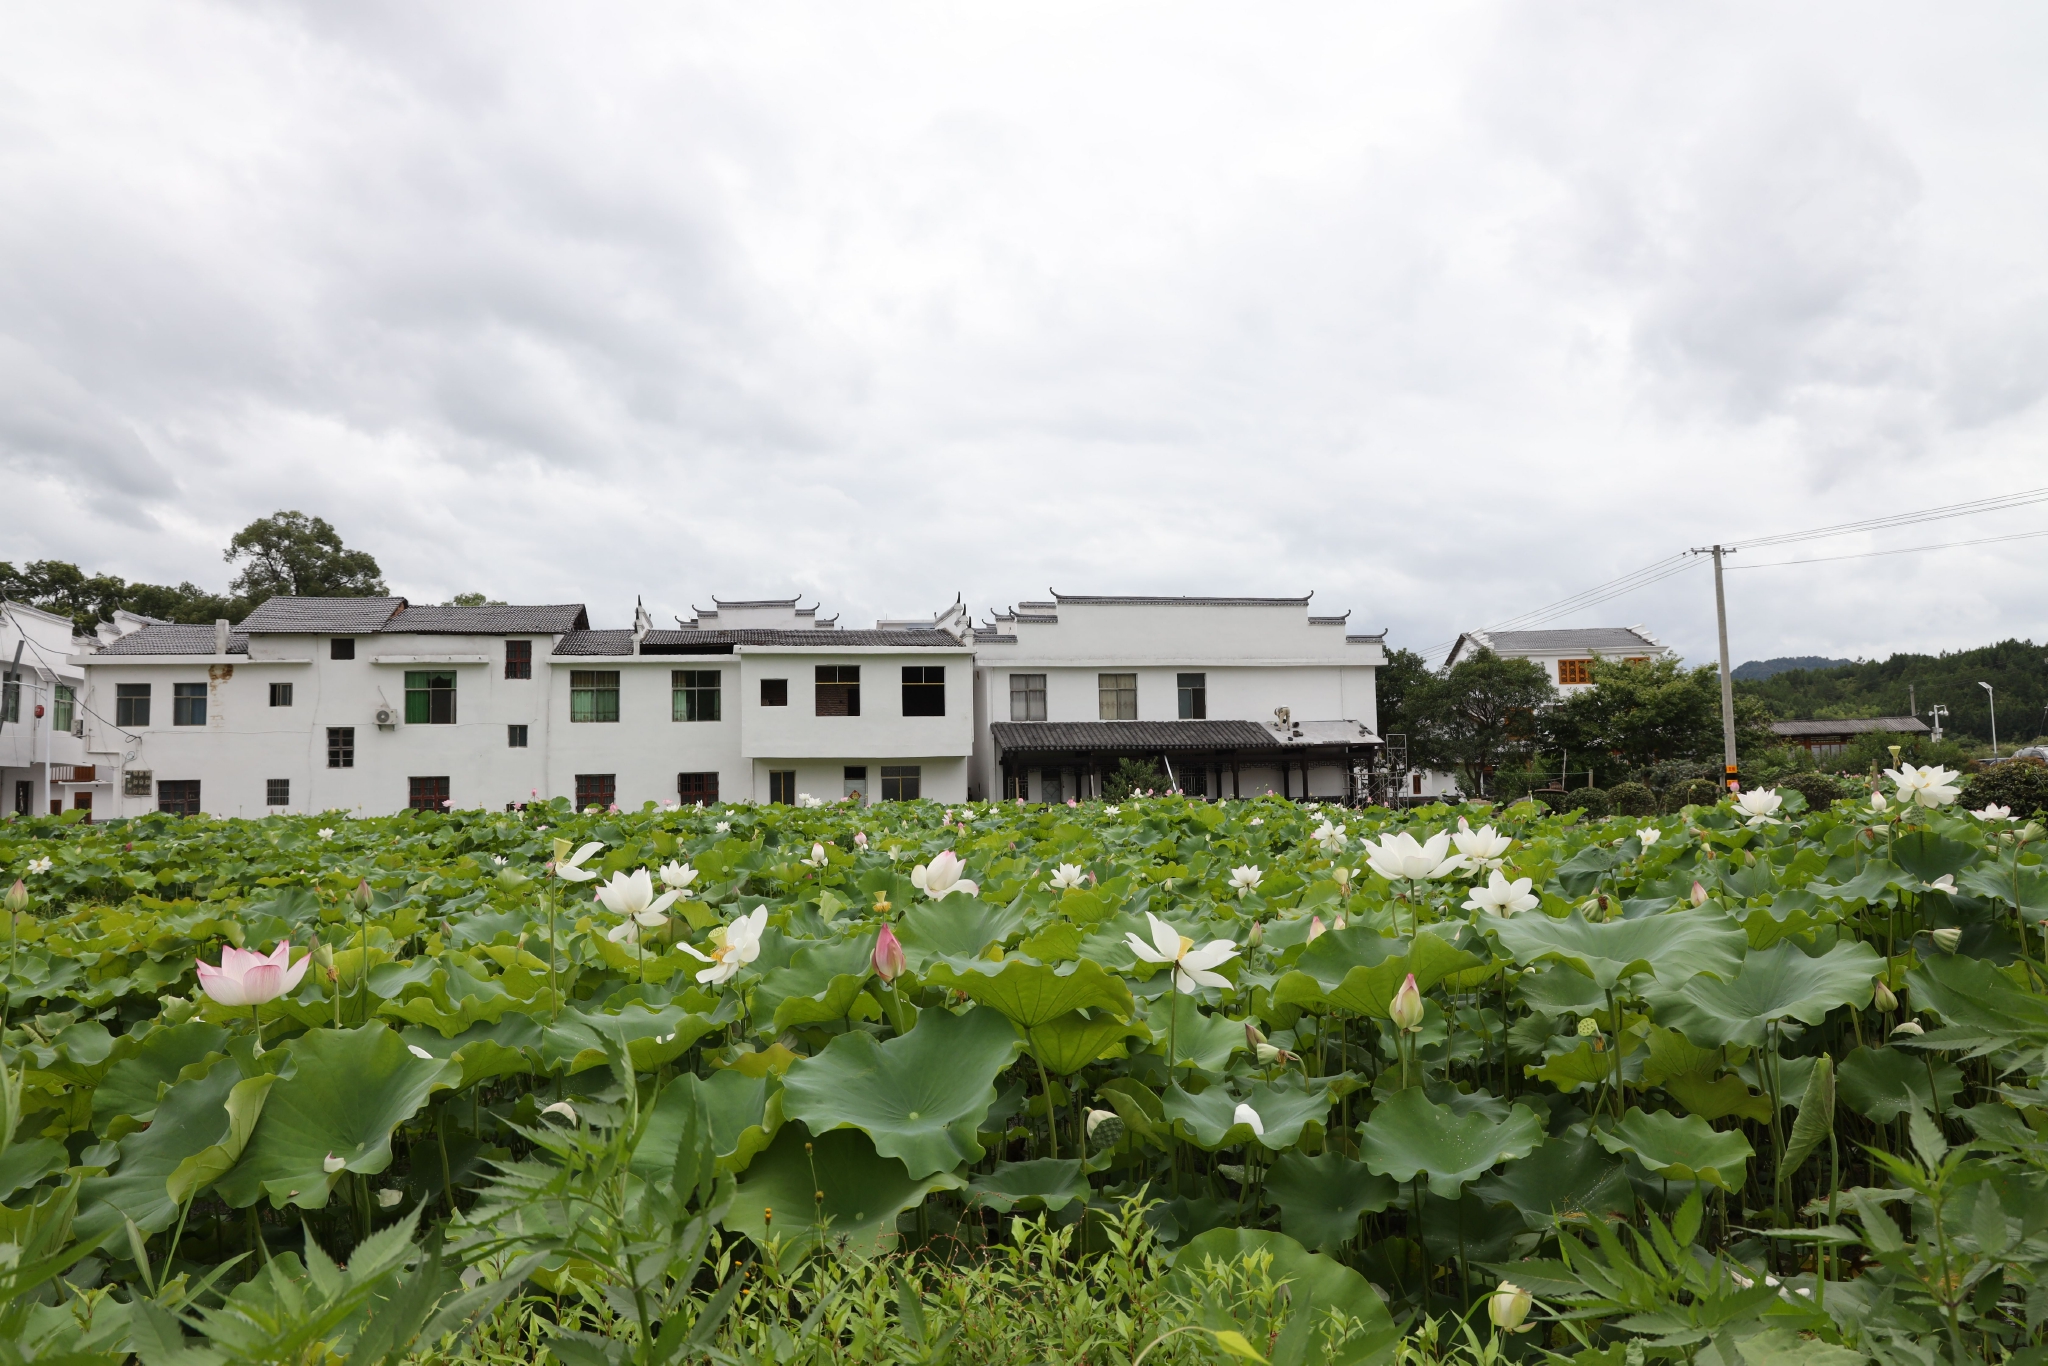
[1009,674,1046,722]
[1003,772,1029,800]
[673,670,721,722]
[116,683,151,727]
[880,765,921,801]
[900,666,945,717]
[405,671,457,724]
[409,776,451,811]
[815,665,860,716]
[760,678,788,707]
[1181,767,1208,797]
[505,639,532,680]
[570,670,620,723]
[574,774,616,809]
[768,770,797,804]
[173,682,208,726]
[269,681,294,707]
[1098,673,1137,721]
[53,684,74,732]
[1177,673,1206,720]
[158,780,201,816]
[327,727,355,768]
[1557,659,1593,686]
[331,638,355,661]
[0,671,18,723]
[507,724,528,748]
[844,765,869,802]
[678,772,720,805]
[266,779,290,807]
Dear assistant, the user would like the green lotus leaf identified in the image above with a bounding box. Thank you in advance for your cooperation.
[1891,831,1976,884]
[215,1024,461,1210]
[1262,1151,1397,1252]
[892,898,1026,968]
[405,1013,545,1089]
[1836,1046,1964,1123]
[1275,932,1484,1019]
[1026,1010,1150,1075]
[1593,1108,1752,1189]
[1804,860,1907,906]
[93,1019,230,1133]
[966,1158,1092,1213]
[1516,966,1608,1015]
[1169,1228,1400,1366]
[1358,1089,1544,1198]
[77,1055,254,1238]
[1164,1074,1334,1151]
[1958,864,2048,919]
[1906,953,2048,1054]
[1648,940,1881,1048]
[0,1138,66,1202]
[1152,992,1249,1075]
[377,960,533,1034]
[1528,1038,1641,1095]
[1663,1073,1772,1124]
[1472,1132,1632,1230]
[540,1000,726,1074]
[1493,911,1747,992]
[780,1005,1021,1178]
[723,1123,963,1266]
[1096,1077,1167,1145]
[923,956,1133,1029]
[748,935,875,1033]
[637,1069,784,1177]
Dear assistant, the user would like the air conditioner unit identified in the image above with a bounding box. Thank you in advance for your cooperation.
[71,720,85,738]
[373,704,401,728]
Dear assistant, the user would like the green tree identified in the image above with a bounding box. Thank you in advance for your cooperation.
[1407,648,1553,795]
[0,560,234,635]
[1372,646,1434,744]
[1546,657,1773,784]
[224,510,387,603]
[1735,639,2048,747]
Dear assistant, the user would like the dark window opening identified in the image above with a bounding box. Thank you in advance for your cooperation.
[327,726,355,768]
[0,671,17,723]
[1177,673,1206,720]
[266,778,290,806]
[158,779,201,816]
[768,770,797,804]
[404,670,457,724]
[505,639,532,680]
[575,774,616,809]
[760,678,788,707]
[507,724,528,748]
[881,765,921,801]
[673,669,721,721]
[409,776,451,811]
[570,670,620,723]
[815,665,860,716]
[270,681,294,707]
[901,666,945,716]
[844,765,869,801]
[172,682,208,726]
[116,683,151,727]
[678,771,720,805]
[331,638,355,661]
[1003,771,1029,800]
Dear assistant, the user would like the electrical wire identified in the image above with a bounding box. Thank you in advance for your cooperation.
[0,601,144,745]
[1727,486,2048,551]
[1726,525,2048,569]
[1412,553,1702,662]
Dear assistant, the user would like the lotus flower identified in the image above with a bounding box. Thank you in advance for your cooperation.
[1311,822,1347,856]
[659,861,700,894]
[911,850,979,900]
[1973,803,2014,821]
[1389,972,1425,1032]
[1463,869,1539,917]
[1870,791,1890,813]
[1636,827,1660,848]
[1885,763,1963,809]
[196,941,310,1006]
[323,1153,346,1173]
[541,1101,579,1123]
[680,906,769,985]
[4,880,25,913]
[1733,789,1783,826]
[872,923,906,982]
[1892,1020,1924,1037]
[1046,863,1088,891]
[1104,805,1121,815]
[715,821,730,832]
[1229,866,1264,898]
[801,842,829,869]
[1331,867,1354,893]
[377,1188,403,1208]
[26,857,52,875]
[1361,831,1467,882]
[854,831,868,847]
[1232,1103,1265,1139]
[1691,882,1708,906]
[1489,1282,1532,1334]
[1451,823,1512,869]
[552,840,605,882]
[596,869,680,943]
[317,828,334,840]
[407,1044,434,1059]
[1126,911,1238,992]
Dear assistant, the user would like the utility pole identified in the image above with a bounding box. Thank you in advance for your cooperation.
[1980,681,1999,758]
[1692,545,1740,791]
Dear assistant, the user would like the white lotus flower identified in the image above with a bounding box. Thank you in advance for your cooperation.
[1361,830,1467,882]
[1104,805,1122,815]
[1311,822,1347,856]
[1885,763,1963,809]
[317,828,334,840]
[1451,824,1512,869]
[1046,863,1088,891]
[541,1101,579,1123]
[26,857,52,875]
[1927,874,1956,894]
[1125,911,1238,992]
[1463,868,1539,917]
[323,1153,346,1173]
[407,1044,434,1059]
[1636,827,1660,848]
[715,821,730,832]
[552,841,605,883]
[911,849,979,900]
[377,1187,403,1208]
[801,842,830,869]
[595,868,680,929]
[659,861,700,894]
[680,906,769,985]
[1229,865,1264,898]
[1870,791,1890,813]
[1973,803,2014,822]
[1232,1103,1265,1138]
[1733,789,1783,827]
[1892,1021,1924,1037]
[1248,817,1263,826]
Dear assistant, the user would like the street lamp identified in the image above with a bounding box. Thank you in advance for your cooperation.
[1928,704,1948,744]
[1979,681,1999,758]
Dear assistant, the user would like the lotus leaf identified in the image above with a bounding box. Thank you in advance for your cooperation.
[637,1069,783,1176]
[923,956,1133,1029]
[92,1019,230,1131]
[1593,1108,1752,1189]
[1892,831,1976,884]
[1164,1074,1334,1150]
[1262,1151,1397,1252]
[1493,910,1747,992]
[1026,1010,1150,1075]
[1169,1228,1400,1366]
[1358,1089,1544,1198]
[1907,952,2048,1054]
[892,897,1025,967]
[780,1005,1021,1178]
[966,1158,1092,1213]
[748,935,875,1033]
[540,999,725,1073]
[1529,1038,1641,1094]
[0,1138,66,1202]
[723,1123,963,1265]
[1648,940,1881,1048]
[1837,1046,1964,1123]
[1155,992,1250,1074]
[1473,1132,1632,1230]
[77,1056,250,1238]
[1275,932,1483,1019]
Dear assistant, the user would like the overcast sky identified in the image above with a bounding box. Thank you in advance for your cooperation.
[4,3,2046,666]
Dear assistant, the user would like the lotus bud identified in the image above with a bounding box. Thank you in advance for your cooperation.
[323,1153,346,1173]
[541,1101,579,1123]
[1086,1108,1125,1151]
[311,941,334,970]
[872,924,906,983]
[1245,1021,1267,1049]
[1690,882,1708,906]
[1307,915,1327,943]
[1873,980,1898,1011]
[1248,920,1264,947]
[1334,914,1346,931]
[1489,1281,1532,1334]
[1931,927,1962,953]
[1892,1021,1924,1037]
[377,1188,403,1208]
[1231,1102,1265,1138]
[3,879,26,914]
[351,880,374,913]
[1332,866,1353,890]
[1389,972,1425,1033]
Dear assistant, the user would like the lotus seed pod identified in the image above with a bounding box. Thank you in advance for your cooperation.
[1086,1108,1125,1152]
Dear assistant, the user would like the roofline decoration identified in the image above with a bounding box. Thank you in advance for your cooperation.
[1049,591,1315,606]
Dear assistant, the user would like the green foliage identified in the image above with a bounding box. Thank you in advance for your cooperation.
[225,509,388,602]
[1548,656,1776,784]
[1774,769,1846,811]
[1966,756,2048,818]
[1105,757,1170,801]
[1403,648,1555,793]
[1736,637,2048,746]
[1607,781,1658,817]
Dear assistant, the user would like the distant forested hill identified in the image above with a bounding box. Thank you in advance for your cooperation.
[1732,656,1854,681]
[1734,639,2048,744]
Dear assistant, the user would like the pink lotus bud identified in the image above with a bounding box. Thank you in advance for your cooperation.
[1690,881,1708,906]
[1389,972,1425,1032]
[1307,915,1326,942]
[872,924,906,982]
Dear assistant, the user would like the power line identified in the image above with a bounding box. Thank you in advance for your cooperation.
[1728,486,2048,551]
[1413,553,1701,661]
[1726,525,2048,569]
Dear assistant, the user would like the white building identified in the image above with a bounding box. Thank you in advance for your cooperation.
[1,601,95,818]
[66,590,1387,819]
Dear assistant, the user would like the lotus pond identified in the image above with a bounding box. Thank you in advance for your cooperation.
[3,777,2047,1366]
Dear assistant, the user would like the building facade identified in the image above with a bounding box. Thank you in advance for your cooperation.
[64,591,1386,819]
[1,602,94,818]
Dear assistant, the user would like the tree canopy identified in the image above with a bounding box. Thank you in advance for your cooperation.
[223,510,387,601]
[1735,639,2047,746]
[1547,657,1773,783]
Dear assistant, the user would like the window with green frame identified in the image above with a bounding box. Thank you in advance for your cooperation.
[404,670,457,724]
[672,669,721,722]
[53,684,74,732]
[571,670,620,723]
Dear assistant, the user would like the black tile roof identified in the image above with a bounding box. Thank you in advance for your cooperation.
[1050,592,1313,606]
[1771,717,1930,737]
[237,597,407,634]
[386,604,590,634]
[992,719,1293,752]
[552,628,968,657]
[96,624,250,655]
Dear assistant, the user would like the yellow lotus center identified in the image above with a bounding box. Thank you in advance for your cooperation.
[1177,935,1193,958]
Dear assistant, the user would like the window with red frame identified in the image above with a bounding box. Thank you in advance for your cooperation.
[408,776,450,811]
[575,774,616,809]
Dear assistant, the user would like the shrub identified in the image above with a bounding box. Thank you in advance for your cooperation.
[1104,757,1167,801]
[1669,778,1723,811]
[1774,770,1845,813]
[1607,782,1658,817]
[1965,756,2048,818]
[1539,786,1609,818]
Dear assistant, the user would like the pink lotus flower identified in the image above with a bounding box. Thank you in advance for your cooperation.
[873,924,906,982]
[196,941,310,1007]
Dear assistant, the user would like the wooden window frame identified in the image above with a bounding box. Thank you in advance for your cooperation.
[901,665,945,717]
[573,773,616,810]
[1177,672,1206,720]
[157,779,201,816]
[172,682,208,727]
[768,770,797,804]
[1009,673,1046,722]
[52,684,74,732]
[1557,659,1593,686]
[880,765,921,801]
[116,683,151,727]
[815,665,861,717]
[569,670,620,723]
[327,726,355,768]
[672,669,722,722]
[405,670,458,724]
[677,771,720,805]
[266,778,290,806]
[1098,672,1137,721]
[409,776,451,811]
[504,639,533,680]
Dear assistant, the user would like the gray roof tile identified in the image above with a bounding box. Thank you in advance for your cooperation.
[386,604,590,634]
[95,624,250,655]
[1470,627,1659,654]
[993,719,1303,751]
[1771,717,1930,737]
[552,628,967,657]
[238,597,407,634]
